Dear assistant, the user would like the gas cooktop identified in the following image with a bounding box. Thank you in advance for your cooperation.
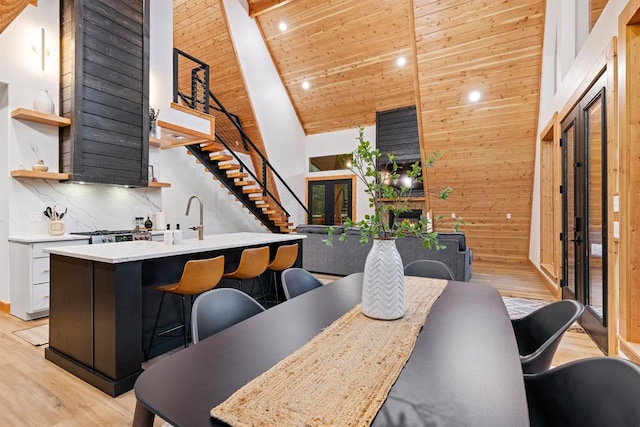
[71,229,135,236]
[70,229,150,243]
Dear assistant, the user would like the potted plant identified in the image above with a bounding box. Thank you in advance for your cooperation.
[149,107,160,137]
[326,125,463,320]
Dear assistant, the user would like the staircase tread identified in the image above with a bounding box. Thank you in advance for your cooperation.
[219,164,241,170]
[226,172,248,178]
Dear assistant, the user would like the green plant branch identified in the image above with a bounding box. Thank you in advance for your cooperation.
[324,125,464,250]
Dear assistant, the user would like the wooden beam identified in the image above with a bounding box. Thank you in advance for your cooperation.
[248,0,292,17]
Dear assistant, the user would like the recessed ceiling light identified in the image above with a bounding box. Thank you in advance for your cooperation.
[279,21,287,32]
[302,81,310,90]
[469,91,481,102]
[396,56,407,67]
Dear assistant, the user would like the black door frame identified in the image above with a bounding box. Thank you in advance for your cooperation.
[306,177,354,226]
[561,74,608,352]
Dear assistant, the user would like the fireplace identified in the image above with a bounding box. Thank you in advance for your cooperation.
[389,209,423,228]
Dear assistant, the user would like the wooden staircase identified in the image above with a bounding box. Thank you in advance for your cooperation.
[154,103,295,233]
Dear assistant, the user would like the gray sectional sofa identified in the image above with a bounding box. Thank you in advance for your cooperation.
[296,225,472,281]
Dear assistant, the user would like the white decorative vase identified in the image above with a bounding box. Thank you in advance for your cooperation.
[33,90,55,114]
[362,238,405,320]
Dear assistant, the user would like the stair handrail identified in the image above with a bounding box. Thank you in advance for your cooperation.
[172,48,308,227]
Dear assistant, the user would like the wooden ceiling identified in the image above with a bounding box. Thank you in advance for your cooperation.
[174,0,265,151]
[249,0,417,135]
[174,0,545,262]
[0,0,36,34]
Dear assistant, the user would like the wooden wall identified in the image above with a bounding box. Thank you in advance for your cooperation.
[412,0,544,262]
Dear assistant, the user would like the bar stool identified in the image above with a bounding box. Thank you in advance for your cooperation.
[145,255,225,361]
[222,246,270,306]
[266,243,299,305]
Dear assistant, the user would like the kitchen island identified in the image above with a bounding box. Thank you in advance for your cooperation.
[44,232,304,397]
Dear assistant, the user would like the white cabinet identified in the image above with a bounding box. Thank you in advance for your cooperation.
[9,238,88,320]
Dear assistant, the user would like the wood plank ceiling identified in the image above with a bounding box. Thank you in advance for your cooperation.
[0,0,36,34]
[173,0,265,153]
[175,0,545,262]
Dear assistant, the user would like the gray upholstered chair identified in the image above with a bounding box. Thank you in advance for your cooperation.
[403,259,455,281]
[525,357,640,426]
[511,299,584,374]
[281,268,323,300]
[191,288,265,344]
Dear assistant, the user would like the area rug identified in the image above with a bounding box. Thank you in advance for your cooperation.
[13,324,49,346]
[502,296,547,319]
[502,296,584,332]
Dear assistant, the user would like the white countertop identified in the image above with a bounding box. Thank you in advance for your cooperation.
[8,234,91,244]
[45,232,305,264]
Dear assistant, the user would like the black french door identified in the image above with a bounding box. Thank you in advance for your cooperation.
[307,179,352,226]
[561,74,608,352]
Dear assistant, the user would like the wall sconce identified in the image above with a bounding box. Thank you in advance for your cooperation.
[32,27,50,71]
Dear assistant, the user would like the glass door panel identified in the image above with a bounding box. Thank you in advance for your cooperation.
[309,183,326,225]
[333,183,350,225]
[587,95,606,320]
[307,179,353,226]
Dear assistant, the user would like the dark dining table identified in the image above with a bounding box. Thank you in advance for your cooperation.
[133,273,529,426]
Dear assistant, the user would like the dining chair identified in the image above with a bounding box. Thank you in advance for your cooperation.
[511,299,584,374]
[222,246,270,306]
[266,243,299,305]
[145,255,225,361]
[281,268,323,300]
[403,259,455,281]
[191,288,265,343]
[525,357,640,427]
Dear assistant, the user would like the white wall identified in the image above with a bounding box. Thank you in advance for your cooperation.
[222,0,307,225]
[306,126,377,222]
[0,84,9,303]
[530,0,628,263]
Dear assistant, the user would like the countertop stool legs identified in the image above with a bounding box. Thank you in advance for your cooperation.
[266,243,299,305]
[144,255,225,361]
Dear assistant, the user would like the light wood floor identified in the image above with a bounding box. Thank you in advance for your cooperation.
[471,260,604,366]
[0,260,603,426]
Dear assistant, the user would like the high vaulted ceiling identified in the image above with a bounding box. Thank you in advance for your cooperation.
[175,0,545,262]
[249,0,417,135]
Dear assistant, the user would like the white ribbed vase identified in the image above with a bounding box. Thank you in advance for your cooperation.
[362,238,405,320]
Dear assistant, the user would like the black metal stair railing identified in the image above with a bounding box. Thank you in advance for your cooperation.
[172,48,308,232]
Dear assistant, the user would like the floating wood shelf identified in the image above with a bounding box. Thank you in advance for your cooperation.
[11,170,70,180]
[156,120,213,149]
[11,108,71,127]
[148,181,171,188]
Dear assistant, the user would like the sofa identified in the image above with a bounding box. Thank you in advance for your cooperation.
[296,225,472,281]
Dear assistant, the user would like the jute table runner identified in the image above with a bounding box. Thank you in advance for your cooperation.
[210,276,447,426]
